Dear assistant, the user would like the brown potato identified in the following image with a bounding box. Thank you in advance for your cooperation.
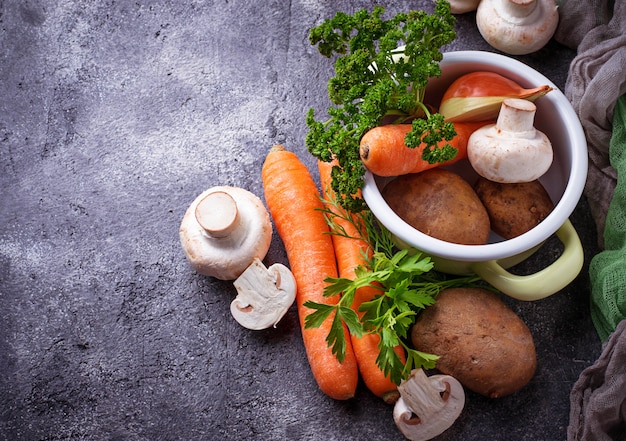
[474,177,554,239]
[382,168,490,245]
[411,287,536,398]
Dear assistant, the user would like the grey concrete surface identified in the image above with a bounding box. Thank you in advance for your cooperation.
[0,1,602,440]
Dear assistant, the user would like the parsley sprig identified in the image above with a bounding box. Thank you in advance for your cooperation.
[306,1,457,211]
[304,192,484,385]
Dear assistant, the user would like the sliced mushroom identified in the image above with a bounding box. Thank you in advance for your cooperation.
[230,258,297,330]
[393,369,465,441]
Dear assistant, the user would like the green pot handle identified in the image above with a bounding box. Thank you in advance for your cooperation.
[470,220,584,301]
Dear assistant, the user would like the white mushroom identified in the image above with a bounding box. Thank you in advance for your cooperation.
[179,186,272,280]
[448,0,481,14]
[393,369,465,441]
[476,0,559,55]
[467,98,553,183]
[231,258,296,330]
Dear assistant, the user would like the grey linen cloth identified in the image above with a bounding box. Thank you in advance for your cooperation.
[554,0,626,248]
[568,319,626,441]
[552,1,626,440]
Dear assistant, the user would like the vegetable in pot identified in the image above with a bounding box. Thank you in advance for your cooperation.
[439,71,552,123]
[467,98,553,183]
[474,177,555,239]
[382,168,491,245]
[359,121,490,177]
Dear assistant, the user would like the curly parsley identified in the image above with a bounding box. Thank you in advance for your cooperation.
[306,1,457,212]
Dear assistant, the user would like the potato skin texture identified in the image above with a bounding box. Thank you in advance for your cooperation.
[410,287,536,398]
[382,169,490,245]
[474,177,554,239]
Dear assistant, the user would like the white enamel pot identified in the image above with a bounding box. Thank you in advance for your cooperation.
[362,51,587,301]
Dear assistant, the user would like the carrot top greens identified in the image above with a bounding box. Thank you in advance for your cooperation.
[304,193,484,386]
[306,0,457,212]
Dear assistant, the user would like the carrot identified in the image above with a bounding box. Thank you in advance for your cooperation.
[318,159,405,404]
[261,145,359,400]
[359,121,491,176]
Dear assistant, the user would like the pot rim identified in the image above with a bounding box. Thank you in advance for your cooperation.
[361,50,588,262]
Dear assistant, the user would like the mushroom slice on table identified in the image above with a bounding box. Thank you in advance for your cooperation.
[230,258,296,330]
[393,368,465,441]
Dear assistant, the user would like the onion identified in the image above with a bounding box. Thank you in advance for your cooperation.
[439,71,552,123]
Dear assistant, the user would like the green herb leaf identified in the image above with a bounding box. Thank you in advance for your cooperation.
[328,311,348,362]
[338,306,363,339]
[322,276,354,298]
[303,301,336,329]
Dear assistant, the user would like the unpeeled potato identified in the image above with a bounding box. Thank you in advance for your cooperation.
[382,168,490,245]
[411,287,536,398]
[474,177,554,239]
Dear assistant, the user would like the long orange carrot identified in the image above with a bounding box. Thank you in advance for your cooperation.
[318,159,405,404]
[262,145,358,400]
[359,121,490,176]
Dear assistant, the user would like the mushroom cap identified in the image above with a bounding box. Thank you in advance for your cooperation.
[468,125,553,182]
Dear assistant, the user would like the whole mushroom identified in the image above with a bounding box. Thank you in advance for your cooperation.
[467,98,553,183]
[476,0,559,55]
[179,186,272,280]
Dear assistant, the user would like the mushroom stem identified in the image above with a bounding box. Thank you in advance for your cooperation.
[195,191,240,238]
[501,0,538,20]
[496,98,537,135]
